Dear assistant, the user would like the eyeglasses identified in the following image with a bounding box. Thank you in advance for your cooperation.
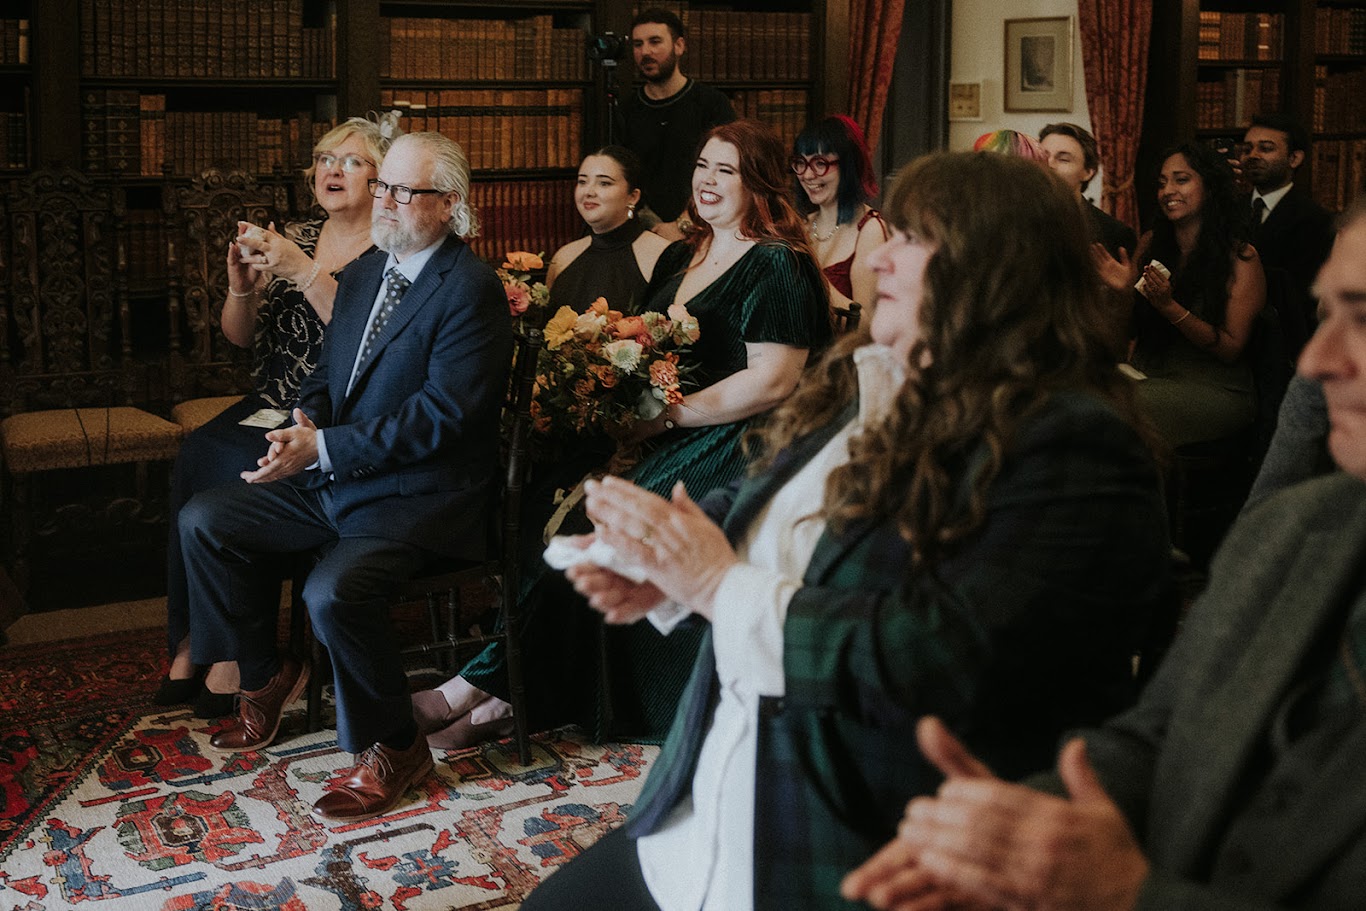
[367,179,444,205]
[314,152,375,173]
[791,155,837,177]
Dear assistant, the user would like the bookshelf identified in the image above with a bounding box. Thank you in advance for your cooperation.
[1143,0,1366,214]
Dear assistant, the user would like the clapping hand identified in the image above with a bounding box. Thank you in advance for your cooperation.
[582,476,737,621]
[843,717,1149,911]
[1090,243,1139,294]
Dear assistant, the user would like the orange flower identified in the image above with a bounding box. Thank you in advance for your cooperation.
[664,387,685,405]
[503,251,544,271]
[592,365,619,388]
[650,357,680,390]
[612,315,647,340]
[589,297,624,323]
[575,378,597,398]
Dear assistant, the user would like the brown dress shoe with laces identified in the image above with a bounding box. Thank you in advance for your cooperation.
[310,734,435,822]
[208,655,309,753]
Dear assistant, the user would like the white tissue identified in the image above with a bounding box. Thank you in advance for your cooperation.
[543,536,651,583]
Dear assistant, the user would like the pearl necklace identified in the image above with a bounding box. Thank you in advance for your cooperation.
[810,218,841,242]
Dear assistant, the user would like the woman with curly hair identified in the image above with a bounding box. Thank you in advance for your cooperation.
[411,118,831,749]
[525,150,1173,910]
[1132,141,1266,447]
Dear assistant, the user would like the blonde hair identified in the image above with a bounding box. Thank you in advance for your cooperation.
[302,116,391,195]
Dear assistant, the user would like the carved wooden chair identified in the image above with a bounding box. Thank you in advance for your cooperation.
[166,169,290,434]
[0,168,182,589]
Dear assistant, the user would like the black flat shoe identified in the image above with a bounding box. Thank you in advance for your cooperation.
[193,688,237,719]
[153,670,205,706]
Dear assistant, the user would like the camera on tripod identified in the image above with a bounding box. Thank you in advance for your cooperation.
[586,32,629,64]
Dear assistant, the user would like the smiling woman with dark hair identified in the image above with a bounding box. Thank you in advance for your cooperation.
[1133,141,1266,447]
[519,150,1173,911]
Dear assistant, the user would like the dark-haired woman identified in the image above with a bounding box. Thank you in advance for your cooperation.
[793,114,887,310]
[547,146,674,315]
[523,150,1172,910]
[1133,142,1266,447]
[412,119,831,748]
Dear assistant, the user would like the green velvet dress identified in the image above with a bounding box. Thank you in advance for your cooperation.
[461,239,831,741]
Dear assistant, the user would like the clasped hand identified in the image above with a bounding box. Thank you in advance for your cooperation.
[568,476,737,623]
[230,220,311,286]
[841,717,1149,911]
[241,408,319,483]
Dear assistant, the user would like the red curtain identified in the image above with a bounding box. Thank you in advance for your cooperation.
[1077,0,1152,230]
[846,0,905,154]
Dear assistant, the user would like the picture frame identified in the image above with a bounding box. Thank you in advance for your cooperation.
[947,81,983,122]
[1004,17,1073,113]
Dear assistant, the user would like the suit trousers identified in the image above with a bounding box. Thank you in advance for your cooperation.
[180,479,432,752]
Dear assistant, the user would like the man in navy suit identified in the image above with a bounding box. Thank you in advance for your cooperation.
[181,132,511,822]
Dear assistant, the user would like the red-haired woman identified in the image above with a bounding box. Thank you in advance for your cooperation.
[413,119,832,748]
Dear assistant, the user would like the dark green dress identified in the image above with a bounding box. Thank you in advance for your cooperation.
[461,238,831,741]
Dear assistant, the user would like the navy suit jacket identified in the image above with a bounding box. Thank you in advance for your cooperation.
[627,390,1173,909]
[293,235,512,559]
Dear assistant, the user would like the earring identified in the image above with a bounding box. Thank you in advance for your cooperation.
[627,204,636,219]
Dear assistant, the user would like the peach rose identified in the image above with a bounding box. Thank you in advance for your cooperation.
[503,251,544,271]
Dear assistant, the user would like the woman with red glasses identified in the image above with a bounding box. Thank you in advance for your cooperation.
[792,115,888,314]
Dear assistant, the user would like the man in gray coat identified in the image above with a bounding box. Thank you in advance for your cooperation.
[843,194,1366,911]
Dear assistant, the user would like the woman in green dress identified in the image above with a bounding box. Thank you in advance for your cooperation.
[413,118,831,748]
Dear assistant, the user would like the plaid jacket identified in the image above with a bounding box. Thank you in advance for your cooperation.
[626,390,1173,910]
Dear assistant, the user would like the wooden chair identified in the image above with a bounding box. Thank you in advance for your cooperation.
[166,169,290,432]
[832,301,862,333]
[302,329,543,766]
[0,168,182,589]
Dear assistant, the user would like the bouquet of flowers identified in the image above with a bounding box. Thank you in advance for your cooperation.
[531,296,700,445]
[497,250,550,332]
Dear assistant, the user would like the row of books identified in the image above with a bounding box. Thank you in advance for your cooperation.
[79,0,333,79]
[124,208,168,292]
[1194,70,1281,130]
[1311,138,1366,213]
[381,16,590,82]
[1197,11,1283,62]
[730,89,810,152]
[1315,7,1366,56]
[1312,65,1366,133]
[466,179,582,265]
[0,18,28,65]
[0,112,27,170]
[626,1,813,80]
[83,89,330,176]
[380,89,584,172]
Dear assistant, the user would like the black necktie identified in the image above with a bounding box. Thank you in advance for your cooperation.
[358,267,410,368]
[1252,196,1267,226]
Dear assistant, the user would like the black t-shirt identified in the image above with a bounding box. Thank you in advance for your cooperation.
[617,78,736,222]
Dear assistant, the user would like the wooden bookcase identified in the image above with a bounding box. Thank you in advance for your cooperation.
[1142,0,1366,216]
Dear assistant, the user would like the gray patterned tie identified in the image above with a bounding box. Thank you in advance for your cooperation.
[359,267,410,368]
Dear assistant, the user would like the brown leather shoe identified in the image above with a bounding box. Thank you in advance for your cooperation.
[310,735,435,822]
[208,655,308,753]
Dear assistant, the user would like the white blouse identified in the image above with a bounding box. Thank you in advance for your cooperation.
[637,344,907,911]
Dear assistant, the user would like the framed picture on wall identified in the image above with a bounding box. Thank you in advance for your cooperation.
[1004,17,1073,112]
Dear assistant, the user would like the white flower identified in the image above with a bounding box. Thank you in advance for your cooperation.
[603,339,643,372]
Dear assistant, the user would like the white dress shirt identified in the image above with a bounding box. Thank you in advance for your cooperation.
[1251,181,1293,223]
[637,344,907,911]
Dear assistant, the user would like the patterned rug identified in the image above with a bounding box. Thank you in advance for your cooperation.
[0,628,657,910]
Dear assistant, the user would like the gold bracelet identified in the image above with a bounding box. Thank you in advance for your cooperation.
[228,286,257,298]
[1170,309,1191,326]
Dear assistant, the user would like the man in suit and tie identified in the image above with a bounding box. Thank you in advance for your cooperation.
[1241,113,1335,353]
[844,195,1366,911]
[180,131,511,822]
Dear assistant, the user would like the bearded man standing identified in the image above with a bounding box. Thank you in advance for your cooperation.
[617,7,734,240]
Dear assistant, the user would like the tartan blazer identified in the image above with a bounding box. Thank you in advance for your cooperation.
[625,389,1173,910]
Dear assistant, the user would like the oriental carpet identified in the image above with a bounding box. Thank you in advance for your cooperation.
[0,627,657,910]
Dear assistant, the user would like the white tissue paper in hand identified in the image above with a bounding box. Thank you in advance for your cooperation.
[543,536,651,583]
